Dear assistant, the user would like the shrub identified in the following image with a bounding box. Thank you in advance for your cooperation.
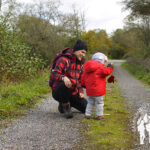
[0,20,46,81]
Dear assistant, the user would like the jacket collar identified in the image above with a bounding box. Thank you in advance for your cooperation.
[62,48,83,64]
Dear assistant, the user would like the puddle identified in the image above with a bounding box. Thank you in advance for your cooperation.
[137,113,150,144]
[135,104,150,145]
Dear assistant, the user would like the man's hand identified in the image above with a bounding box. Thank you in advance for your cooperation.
[79,93,84,98]
[64,76,72,88]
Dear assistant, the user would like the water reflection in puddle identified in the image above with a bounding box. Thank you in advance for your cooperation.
[136,104,150,145]
[137,113,150,144]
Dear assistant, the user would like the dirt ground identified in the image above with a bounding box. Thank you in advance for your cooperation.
[0,61,150,150]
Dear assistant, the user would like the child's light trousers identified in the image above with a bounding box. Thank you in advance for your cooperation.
[85,96,104,116]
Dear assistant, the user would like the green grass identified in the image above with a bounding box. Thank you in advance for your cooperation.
[121,62,150,87]
[81,83,135,150]
[0,69,50,121]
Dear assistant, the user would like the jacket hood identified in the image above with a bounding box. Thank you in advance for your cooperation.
[92,52,108,64]
[62,47,73,57]
[62,47,84,64]
[84,60,102,73]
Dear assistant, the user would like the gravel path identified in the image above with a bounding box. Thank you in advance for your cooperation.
[114,62,150,150]
[0,95,85,150]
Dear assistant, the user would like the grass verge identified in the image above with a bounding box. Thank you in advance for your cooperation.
[81,83,135,150]
[121,62,150,87]
[0,69,50,122]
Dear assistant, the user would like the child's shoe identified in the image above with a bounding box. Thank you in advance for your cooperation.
[97,116,104,120]
[84,115,91,119]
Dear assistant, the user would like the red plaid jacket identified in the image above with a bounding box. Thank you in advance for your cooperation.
[51,48,84,95]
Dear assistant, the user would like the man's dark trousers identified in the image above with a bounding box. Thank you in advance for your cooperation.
[52,82,87,113]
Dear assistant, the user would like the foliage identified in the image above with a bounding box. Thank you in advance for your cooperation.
[63,8,86,47]
[17,15,66,65]
[110,28,145,59]
[110,29,127,59]
[122,0,150,16]
[122,62,150,86]
[122,0,150,57]
[0,0,86,81]
[0,21,45,81]
[16,1,86,64]
[81,84,135,150]
[0,69,50,121]
[81,29,112,57]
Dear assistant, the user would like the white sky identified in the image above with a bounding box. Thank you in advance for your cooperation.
[16,0,129,34]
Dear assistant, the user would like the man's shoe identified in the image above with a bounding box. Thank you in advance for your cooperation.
[62,103,73,119]
[58,103,64,113]
[97,116,104,120]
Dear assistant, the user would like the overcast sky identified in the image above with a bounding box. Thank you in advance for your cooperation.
[16,0,129,34]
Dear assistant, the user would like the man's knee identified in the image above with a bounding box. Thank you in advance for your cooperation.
[70,96,87,113]
[52,82,72,103]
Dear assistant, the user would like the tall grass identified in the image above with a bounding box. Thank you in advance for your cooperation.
[121,62,150,86]
[0,69,50,120]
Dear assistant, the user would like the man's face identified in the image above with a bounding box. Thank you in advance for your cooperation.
[74,50,87,61]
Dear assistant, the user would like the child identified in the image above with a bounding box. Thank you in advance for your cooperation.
[81,52,113,120]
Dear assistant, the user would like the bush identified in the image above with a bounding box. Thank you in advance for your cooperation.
[0,69,50,120]
[122,62,150,86]
[0,20,46,81]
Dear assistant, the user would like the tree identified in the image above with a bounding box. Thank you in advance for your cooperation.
[17,15,66,64]
[0,21,45,81]
[122,0,150,16]
[0,0,21,26]
[110,29,129,58]
[1,0,87,65]
[95,30,112,56]
[58,5,86,47]
[81,29,112,58]
[81,30,97,55]
[17,1,86,64]
[122,0,150,56]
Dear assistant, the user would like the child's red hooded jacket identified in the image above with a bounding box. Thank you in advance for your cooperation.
[81,60,113,96]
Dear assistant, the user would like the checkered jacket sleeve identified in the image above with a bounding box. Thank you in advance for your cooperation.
[52,56,69,82]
